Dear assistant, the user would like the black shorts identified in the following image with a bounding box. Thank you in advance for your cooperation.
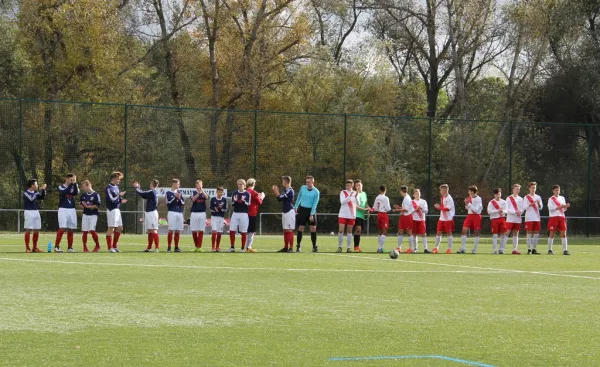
[355,217,364,228]
[248,215,257,233]
[296,207,317,227]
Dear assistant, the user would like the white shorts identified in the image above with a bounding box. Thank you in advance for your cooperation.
[190,212,207,232]
[24,210,41,230]
[230,212,249,233]
[107,209,123,228]
[282,210,296,230]
[211,216,225,233]
[58,208,77,229]
[145,210,159,230]
[168,211,184,231]
[81,214,98,231]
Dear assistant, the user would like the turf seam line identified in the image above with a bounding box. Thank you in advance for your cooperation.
[0,257,513,274]
[328,355,495,366]
[319,253,600,280]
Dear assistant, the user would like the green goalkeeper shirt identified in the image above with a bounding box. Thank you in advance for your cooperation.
[356,191,368,219]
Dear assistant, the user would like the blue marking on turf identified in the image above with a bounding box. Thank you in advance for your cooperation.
[328,355,495,367]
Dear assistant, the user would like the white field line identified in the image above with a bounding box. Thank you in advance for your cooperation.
[318,253,600,280]
[0,257,512,274]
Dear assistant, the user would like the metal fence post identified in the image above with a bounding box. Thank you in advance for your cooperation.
[427,117,433,232]
[508,120,513,189]
[587,125,593,237]
[254,110,258,178]
[343,114,347,180]
[18,99,23,234]
[123,104,129,185]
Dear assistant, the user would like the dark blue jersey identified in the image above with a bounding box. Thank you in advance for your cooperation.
[23,189,46,210]
[166,190,185,213]
[105,183,122,211]
[210,197,228,217]
[80,191,101,216]
[231,190,250,213]
[58,183,79,209]
[136,187,158,212]
[277,187,295,213]
[191,190,208,213]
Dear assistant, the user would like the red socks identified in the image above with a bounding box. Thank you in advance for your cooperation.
[90,231,99,246]
[174,232,180,248]
[168,232,173,249]
[82,231,88,246]
[283,231,293,248]
[229,231,236,248]
[25,232,31,250]
[55,229,65,248]
[192,232,198,247]
[106,235,113,250]
[153,233,159,249]
[217,233,222,248]
[197,231,204,248]
[241,233,247,249]
[67,231,74,249]
[113,232,121,248]
[147,233,153,250]
[211,232,217,249]
[33,232,39,249]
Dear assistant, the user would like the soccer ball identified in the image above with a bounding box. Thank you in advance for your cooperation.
[389,249,399,259]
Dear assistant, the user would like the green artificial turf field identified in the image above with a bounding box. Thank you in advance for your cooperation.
[0,233,599,366]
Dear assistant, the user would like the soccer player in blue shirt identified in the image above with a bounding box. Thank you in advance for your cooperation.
[190,180,209,252]
[273,176,295,253]
[55,173,79,252]
[166,178,185,252]
[134,179,160,252]
[210,187,228,252]
[23,179,46,252]
[229,179,251,252]
[80,180,101,252]
[294,175,320,252]
[105,171,127,253]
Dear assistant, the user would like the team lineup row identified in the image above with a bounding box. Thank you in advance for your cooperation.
[21,173,570,255]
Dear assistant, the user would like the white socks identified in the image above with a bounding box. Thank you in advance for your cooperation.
[492,234,498,251]
[422,237,428,250]
[408,236,414,250]
[246,232,255,248]
[435,236,441,249]
[548,237,554,251]
[346,233,352,248]
[397,235,404,250]
[512,235,519,251]
[378,235,386,250]
[473,237,480,251]
[500,235,507,251]
[533,234,539,249]
[526,234,532,249]
[562,237,568,251]
[338,233,343,248]
[447,236,453,249]
[461,235,467,251]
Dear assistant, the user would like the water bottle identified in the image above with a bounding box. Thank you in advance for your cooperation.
[47,241,52,253]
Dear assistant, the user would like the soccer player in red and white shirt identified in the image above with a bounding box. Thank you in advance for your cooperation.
[246,178,265,253]
[373,185,391,253]
[459,185,482,254]
[433,184,455,254]
[547,184,570,255]
[506,184,524,254]
[487,188,508,254]
[522,182,543,254]
[392,185,414,253]
[337,179,358,253]
[411,189,428,253]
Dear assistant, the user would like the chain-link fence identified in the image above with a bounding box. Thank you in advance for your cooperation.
[1,98,599,235]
